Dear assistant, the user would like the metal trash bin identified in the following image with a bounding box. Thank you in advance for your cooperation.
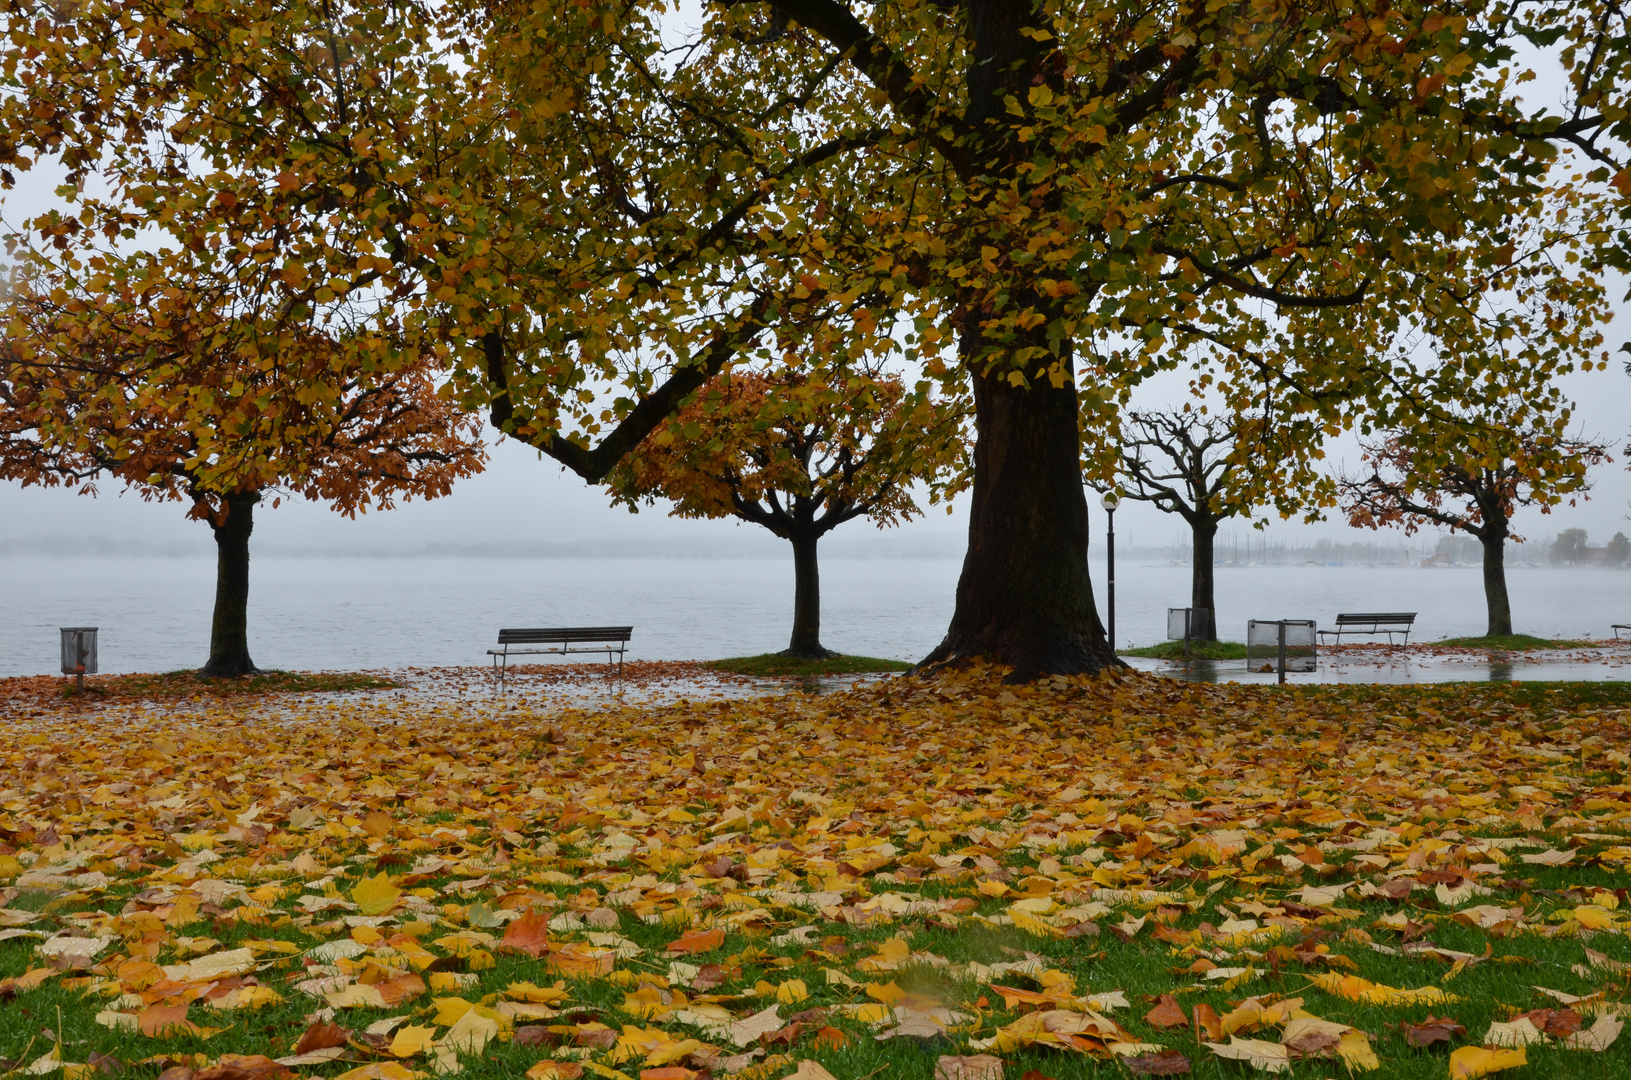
[1167,608,1211,642]
[61,627,98,692]
[1247,619,1316,682]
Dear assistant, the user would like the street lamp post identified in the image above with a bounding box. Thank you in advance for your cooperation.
[1100,491,1120,654]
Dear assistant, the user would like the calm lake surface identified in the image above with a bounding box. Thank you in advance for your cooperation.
[1,555,1627,677]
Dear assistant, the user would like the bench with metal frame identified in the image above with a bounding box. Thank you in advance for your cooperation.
[1614,624,1630,641]
[1317,612,1417,645]
[489,626,632,682]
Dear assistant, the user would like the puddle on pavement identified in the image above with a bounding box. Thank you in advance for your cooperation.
[1127,644,1631,685]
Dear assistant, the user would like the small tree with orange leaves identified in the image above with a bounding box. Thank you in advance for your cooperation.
[1,262,485,676]
[609,367,966,658]
[1339,417,1608,638]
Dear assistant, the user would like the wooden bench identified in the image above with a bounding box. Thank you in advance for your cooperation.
[1614,624,1630,641]
[489,626,632,682]
[1317,612,1417,645]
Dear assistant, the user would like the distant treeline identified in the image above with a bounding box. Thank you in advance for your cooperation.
[1155,532,1509,567]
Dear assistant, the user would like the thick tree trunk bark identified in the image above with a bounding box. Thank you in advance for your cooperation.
[782,532,833,658]
[1480,530,1513,636]
[1192,520,1219,641]
[911,0,1117,680]
[921,363,1117,679]
[201,490,262,677]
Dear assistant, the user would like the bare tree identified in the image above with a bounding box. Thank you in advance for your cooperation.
[1108,410,1259,641]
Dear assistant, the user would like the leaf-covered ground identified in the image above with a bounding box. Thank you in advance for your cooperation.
[2,668,1629,1080]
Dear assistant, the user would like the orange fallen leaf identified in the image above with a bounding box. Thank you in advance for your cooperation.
[665,927,724,955]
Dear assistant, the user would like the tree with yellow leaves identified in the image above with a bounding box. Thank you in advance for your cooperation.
[4,0,1627,677]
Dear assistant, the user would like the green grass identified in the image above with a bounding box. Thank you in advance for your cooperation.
[1121,639,1249,660]
[703,653,914,677]
[1434,633,1599,650]
[61,668,399,699]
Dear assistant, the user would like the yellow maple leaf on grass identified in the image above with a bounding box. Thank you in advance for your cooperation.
[388,1025,439,1058]
[1449,1046,1527,1079]
[352,872,401,916]
[1310,973,1457,1006]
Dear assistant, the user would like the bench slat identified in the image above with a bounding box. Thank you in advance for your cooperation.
[498,626,632,644]
[1334,613,1416,624]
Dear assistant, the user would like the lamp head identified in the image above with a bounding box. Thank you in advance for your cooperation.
[1100,491,1121,512]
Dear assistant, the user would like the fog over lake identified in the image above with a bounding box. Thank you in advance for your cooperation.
[2,552,1626,677]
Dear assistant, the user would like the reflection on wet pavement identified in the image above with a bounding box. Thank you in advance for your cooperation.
[1125,642,1631,684]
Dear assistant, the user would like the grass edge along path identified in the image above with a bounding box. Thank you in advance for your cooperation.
[1120,640,1250,660]
[2,669,1631,1080]
[1433,634,1600,650]
[55,669,400,700]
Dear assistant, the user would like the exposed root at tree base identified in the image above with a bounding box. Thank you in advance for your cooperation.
[197,663,265,679]
[776,646,837,660]
[911,639,1128,683]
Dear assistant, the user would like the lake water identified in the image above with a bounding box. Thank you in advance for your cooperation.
[1,554,1627,677]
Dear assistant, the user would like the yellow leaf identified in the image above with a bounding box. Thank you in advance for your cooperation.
[1337,1030,1380,1071]
[505,980,569,1004]
[1310,973,1455,1006]
[333,1065,418,1080]
[1449,1046,1527,1079]
[775,979,809,1004]
[866,981,907,1007]
[432,998,476,1026]
[389,1025,439,1058]
[1573,905,1616,930]
[441,1008,499,1055]
[352,872,402,916]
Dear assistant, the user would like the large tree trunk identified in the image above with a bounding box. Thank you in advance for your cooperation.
[914,0,1117,680]
[922,363,1116,679]
[782,532,833,659]
[1480,529,1513,636]
[201,490,262,677]
[1191,519,1219,641]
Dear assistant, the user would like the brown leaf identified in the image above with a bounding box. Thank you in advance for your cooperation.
[1192,1002,1223,1042]
[1144,994,1189,1030]
[372,972,426,1007]
[692,964,728,991]
[1125,1049,1191,1076]
[137,1003,193,1038]
[195,1056,296,1080]
[155,1069,194,1080]
[293,1021,349,1055]
[501,910,552,957]
[784,1008,830,1026]
[1514,1008,1582,1038]
[360,811,394,838]
[87,1053,124,1077]
[761,1022,803,1047]
[1401,1015,1466,1048]
[512,1025,554,1047]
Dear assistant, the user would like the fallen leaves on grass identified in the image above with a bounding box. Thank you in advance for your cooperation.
[2,665,1631,1080]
